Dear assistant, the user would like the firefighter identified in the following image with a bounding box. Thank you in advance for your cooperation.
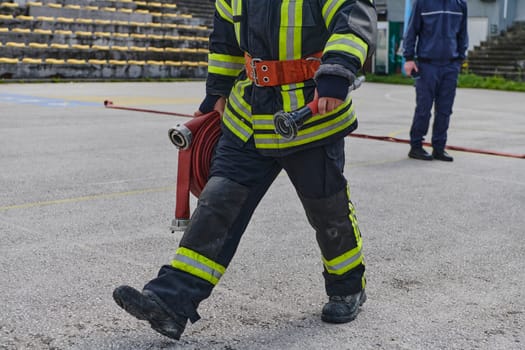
[113,0,377,340]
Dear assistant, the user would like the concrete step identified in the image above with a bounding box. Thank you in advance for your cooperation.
[467,58,525,67]
[174,0,214,24]
[1,44,207,61]
[0,17,210,37]
[28,4,153,22]
[0,30,209,49]
[468,52,525,59]
[0,60,208,80]
[467,63,521,72]
[469,49,525,57]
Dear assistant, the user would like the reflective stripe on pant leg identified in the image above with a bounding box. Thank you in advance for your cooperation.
[282,140,364,295]
[144,135,280,323]
[298,184,365,295]
[179,176,250,270]
[321,186,363,275]
[144,176,251,322]
[171,247,226,286]
[144,174,277,323]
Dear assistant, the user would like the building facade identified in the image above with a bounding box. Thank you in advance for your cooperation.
[373,0,525,74]
[389,0,525,49]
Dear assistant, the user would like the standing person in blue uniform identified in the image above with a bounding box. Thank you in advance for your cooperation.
[403,0,468,161]
[112,0,377,341]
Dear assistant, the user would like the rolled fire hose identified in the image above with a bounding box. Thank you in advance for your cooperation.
[168,110,221,231]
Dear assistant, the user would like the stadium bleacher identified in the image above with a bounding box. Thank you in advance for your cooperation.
[0,0,213,79]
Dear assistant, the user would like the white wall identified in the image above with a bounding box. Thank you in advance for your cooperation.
[516,0,525,21]
[467,17,489,53]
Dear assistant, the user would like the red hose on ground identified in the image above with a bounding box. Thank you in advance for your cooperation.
[349,133,525,159]
[103,100,524,159]
[104,101,524,229]
[104,100,193,118]
[103,100,524,228]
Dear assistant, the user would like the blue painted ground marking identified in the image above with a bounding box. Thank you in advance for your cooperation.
[0,93,99,107]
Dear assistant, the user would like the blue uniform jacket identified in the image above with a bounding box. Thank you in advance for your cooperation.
[403,0,468,62]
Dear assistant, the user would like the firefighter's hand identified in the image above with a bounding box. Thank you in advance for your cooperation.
[194,96,226,117]
[315,90,343,115]
[404,60,418,77]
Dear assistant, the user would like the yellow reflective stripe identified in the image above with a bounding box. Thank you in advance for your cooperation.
[281,82,305,112]
[322,184,364,276]
[208,53,244,76]
[279,0,303,110]
[215,0,233,23]
[229,79,252,120]
[171,247,226,285]
[254,114,354,148]
[292,1,302,58]
[347,185,361,241]
[322,239,363,275]
[279,0,302,60]
[254,100,356,149]
[232,0,241,44]
[223,113,250,141]
[324,33,368,65]
[252,114,275,131]
[254,114,355,148]
[322,0,344,28]
[223,79,253,141]
[277,0,306,112]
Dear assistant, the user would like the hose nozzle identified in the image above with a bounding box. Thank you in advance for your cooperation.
[273,76,365,140]
[273,100,318,140]
[168,124,192,150]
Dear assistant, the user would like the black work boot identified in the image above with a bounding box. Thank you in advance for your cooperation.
[321,290,367,324]
[408,147,433,160]
[432,150,454,162]
[113,285,187,340]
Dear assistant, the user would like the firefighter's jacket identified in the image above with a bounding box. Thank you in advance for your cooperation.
[207,0,377,155]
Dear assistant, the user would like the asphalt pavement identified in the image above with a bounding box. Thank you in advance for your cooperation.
[0,81,524,350]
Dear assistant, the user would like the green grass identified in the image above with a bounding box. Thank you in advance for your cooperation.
[363,72,525,92]
[3,72,525,92]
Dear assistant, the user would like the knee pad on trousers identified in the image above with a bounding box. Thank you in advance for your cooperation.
[180,176,250,260]
[298,187,360,261]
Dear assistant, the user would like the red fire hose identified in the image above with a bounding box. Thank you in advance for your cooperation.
[348,133,525,159]
[172,111,221,230]
[104,100,220,230]
[104,100,525,230]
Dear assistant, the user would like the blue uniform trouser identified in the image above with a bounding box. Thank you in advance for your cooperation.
[143,131,365,323]
[410,60,461,151]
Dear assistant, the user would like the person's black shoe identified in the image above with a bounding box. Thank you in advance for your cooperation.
[321,290,367,324]
[408,147,433,160]
[432,150,454,162]
[113,285,187,340]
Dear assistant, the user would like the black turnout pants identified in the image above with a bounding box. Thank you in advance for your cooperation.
[144,132,365,322]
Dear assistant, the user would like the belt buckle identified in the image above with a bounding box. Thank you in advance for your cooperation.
[305,56,321,62]
[250,57,262,87]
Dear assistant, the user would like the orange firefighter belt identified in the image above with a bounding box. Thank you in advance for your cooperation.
[245,52,322,87]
